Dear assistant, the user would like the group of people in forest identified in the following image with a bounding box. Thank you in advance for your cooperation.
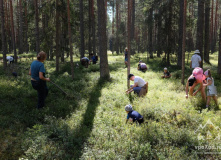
[186,50,218,108]
[28,49,218,125]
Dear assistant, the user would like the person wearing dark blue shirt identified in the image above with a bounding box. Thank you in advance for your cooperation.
[125,104,144,124]
[29,51,50,109]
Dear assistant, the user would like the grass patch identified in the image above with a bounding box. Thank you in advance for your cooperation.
[0,52,221,159]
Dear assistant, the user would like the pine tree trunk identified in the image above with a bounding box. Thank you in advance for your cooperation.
[34,0,40,54]
[55,0,61,72]
[0,0,7,69]
[218,28,221,74]
[115,0,119,54]
[97,0,110,79]
[9,0,17,63]
[88,0,92,57]
[148,7,153,59]
[157,6,162,57]
[19,0,23,54]
[182,0,186,85]
[24,1,28,53]
[204,0,210,63]
[127,0,131,88]
[178,0,184,67]
[210,0,214,53]
[80,0,85,58]
[67,0,74,79]
[92,0,96,55]
[196,0,204,67]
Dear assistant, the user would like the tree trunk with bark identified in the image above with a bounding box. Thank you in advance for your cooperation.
[97,0,110,79]
[196,0,204,67]
[204,0,210,63]
[127,0,132,88]
[19,0,23,54]
[218,28,221,74]
[148,7,153,59]
[178,0,184,67]
[0,0,7,69]
[80,0,85,58]
[55,0,61,72]
[34,0,40,54]
[9,0,17,63]
[182,0,186,85]
[67,0,74,79]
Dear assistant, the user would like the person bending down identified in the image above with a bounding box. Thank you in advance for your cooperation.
[126,74,148,97]
[137,60,148,72]
[125,104,144,124]
[81,57,90,68]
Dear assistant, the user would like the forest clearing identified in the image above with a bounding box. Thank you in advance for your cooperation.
[1,0,221,159]
[0,52,221,159]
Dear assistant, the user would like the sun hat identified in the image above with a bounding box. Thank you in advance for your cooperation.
[125,104,133,112]
[139,60,142,63]
[164,67,167,70]
[125,47,128,50]
[194,50,200,54]
[128,74,134,80]
[204,70,209,76]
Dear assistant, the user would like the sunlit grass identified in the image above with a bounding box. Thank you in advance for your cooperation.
[0,52,221,159]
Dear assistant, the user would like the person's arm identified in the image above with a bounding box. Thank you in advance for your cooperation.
[29,68,31,75]
[185,80,189,99]
[203,79,212,87]
[39,72,50,82]
[126,82,138,94]
[125,119,128,124]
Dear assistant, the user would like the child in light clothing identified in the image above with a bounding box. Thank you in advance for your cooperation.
[203,69,218,108]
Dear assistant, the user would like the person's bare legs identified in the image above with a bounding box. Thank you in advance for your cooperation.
[206,96,211,106]
[201,87,206,102]
[212,96,218,106]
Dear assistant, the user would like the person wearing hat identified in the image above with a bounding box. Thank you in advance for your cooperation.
[125,104,144,124]
[137,60,147,72]
[124,47,128,67]
[190,50,202,69]
[185,67,206,101]
[161,67,171,78]
[126,74,148,97]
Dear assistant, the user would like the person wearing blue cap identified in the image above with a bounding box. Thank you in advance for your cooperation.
[125,104,144,124]
[126,74,148,97]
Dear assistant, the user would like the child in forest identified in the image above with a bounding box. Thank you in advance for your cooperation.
[161,67,171,78]
[125,104,144,124]
[203,69,218,108]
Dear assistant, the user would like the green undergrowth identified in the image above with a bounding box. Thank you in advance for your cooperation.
[0,52,221,159]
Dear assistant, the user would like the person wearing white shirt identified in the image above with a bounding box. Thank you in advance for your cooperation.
[190,50,202,69]
[126,74,148,96]
[6,56,14,64]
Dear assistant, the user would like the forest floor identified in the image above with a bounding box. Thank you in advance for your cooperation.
[0,52,221,159]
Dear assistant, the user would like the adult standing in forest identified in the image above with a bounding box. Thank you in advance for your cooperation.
[29,51,50,109]
[124,47,128,67]
[190,50,202,69]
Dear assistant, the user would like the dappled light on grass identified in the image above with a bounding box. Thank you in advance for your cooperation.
[0,53,221,159]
